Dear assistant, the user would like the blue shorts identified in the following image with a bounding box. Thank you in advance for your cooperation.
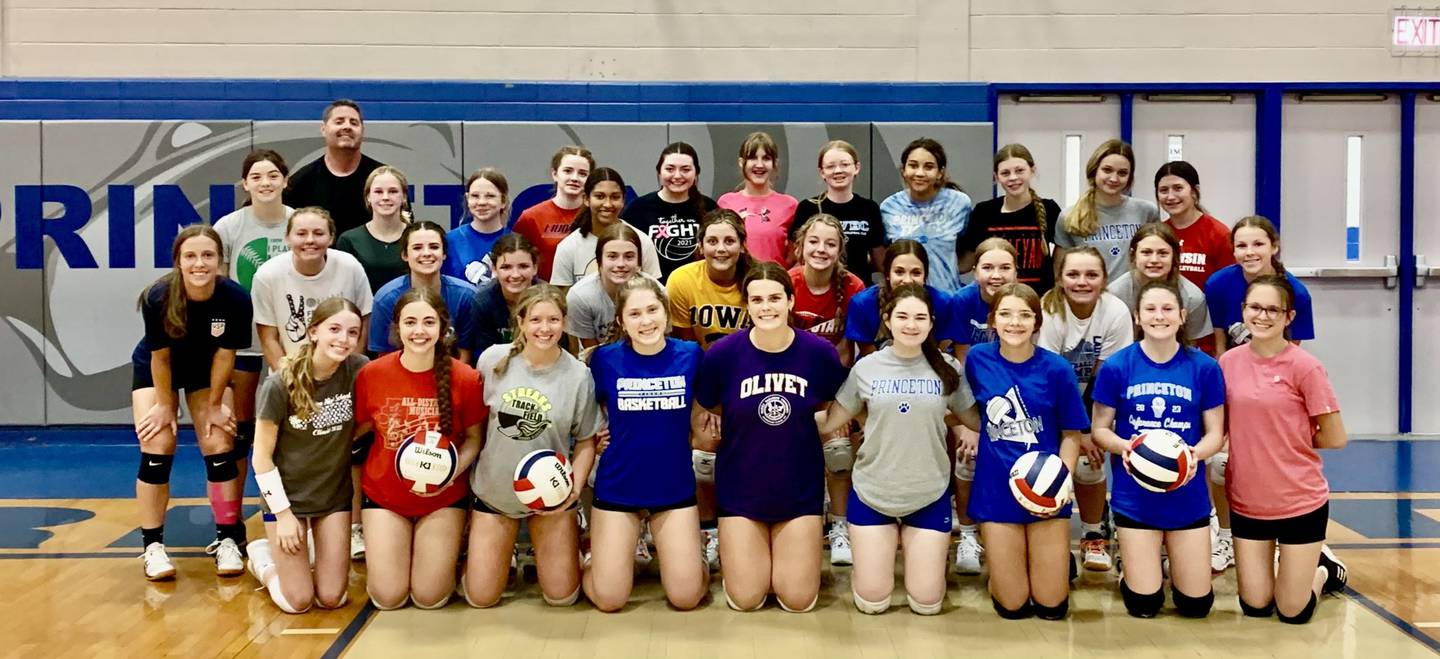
[847,487,953,533]
[234,355,264,373]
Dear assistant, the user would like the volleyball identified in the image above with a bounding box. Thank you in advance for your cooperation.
[1126,429,1195,493]
[1008,451,1072,516]
[513,449,574,511]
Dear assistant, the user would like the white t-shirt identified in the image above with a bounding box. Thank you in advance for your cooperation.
[1037,291,1134,390]
[251,249,374,357]
[548,221,662,286]
[213,205,292,355]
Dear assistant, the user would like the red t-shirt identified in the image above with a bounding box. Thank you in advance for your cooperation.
[788,266,865,345]
[1219,344,1340,520]
[513,199,581,282]
[1168,214,1235,291]
[355,353,486,517]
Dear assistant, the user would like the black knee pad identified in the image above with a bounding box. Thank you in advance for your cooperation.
[204,452,240,482]
[1277,593,1318,625]
[991,597,1033,620]
[1239,597,1275,618]
[231,421,255,461]
[1033,597,1070,621]
[1120,579,1164,619]
[1172,586,1214,619]
[137,453,175,485]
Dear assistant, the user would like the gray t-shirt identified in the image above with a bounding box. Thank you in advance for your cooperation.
[1055,196,1161,279]
[471,345,605,517]
[257,353,369,516]
[212,205,292,356]
[837,347,976,517]
[1107,273,1213,342]
[564,274,616,341]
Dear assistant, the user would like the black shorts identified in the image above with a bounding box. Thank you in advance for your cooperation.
[350,431,375,466]
[472,494,580,517]
[1114,511,1210,532]
[592,496,697,515]
[234,355,264,373]
[131,358,212,393]
[1231,502,1329,546]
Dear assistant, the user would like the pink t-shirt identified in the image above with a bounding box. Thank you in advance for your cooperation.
[717,191,799,265]
[1220,344,1340,520]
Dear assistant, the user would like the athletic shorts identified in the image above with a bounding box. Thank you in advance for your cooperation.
[1114,511,1210,532]
[1231,502,1329,546]
[847,487,953,534]
[261,505,352,522]
[471,494,578,518]
[234,355,264,373]
[131,357,212,393]
[350,431,374,466]
[592,496,697,515]
[361,494,466,521]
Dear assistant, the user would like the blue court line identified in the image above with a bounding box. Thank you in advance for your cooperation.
[1343,586,1440,655]
[322,601,376,659]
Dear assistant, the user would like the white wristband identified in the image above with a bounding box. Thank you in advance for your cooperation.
[255,468,292,514]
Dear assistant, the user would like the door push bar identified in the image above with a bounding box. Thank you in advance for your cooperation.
[1289,254,1399,289]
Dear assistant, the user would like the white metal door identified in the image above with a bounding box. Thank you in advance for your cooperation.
[1132,95,1257,223]
[995,95,1121,209]
[1412,97,1440,434]
[1281,96,1401,435]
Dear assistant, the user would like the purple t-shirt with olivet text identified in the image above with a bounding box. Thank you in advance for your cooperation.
[697,328,846,522]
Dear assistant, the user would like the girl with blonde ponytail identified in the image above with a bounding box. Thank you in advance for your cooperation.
[338,165,415,293]
[1054,140,1160,279]
[248,298,367,614]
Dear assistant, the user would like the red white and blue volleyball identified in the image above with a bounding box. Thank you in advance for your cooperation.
[1009,451,1072,516]
[1126,429,1195,493]
[514,449,574,511]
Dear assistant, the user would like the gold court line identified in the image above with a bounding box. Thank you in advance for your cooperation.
[1414,622,1440,629]
[280,628,340,636]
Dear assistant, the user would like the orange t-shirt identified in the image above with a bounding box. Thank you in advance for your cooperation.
[513,199,581,281]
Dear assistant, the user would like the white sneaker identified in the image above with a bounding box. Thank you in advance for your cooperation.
[1081,534,1112,572]
[1211,534,1234,572]
[953,532,983,575]
[350,523,366,561]
[141,542,176,581]
[247,538,276,584]
[828,523,852,566]
[702,528,720,571]
[206,538,245,577]
[634,538,653,565]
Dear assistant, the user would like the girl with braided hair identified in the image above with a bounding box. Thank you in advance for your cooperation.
[352,286,485,610]
[465,285,604,608]
[960,144,1059,295]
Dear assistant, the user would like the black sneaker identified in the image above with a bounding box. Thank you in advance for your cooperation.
[1318,545,1348,595]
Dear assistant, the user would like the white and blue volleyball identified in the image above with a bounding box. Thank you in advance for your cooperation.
[1008,451,1073,516]
[514,449,574,511]
[1126,429,1195,493]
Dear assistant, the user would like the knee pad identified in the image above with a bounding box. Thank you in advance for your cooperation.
[852,589,890,615]
[543,586,581,607]
[1277,593,1318,625]
[722,581,764,612]
[137,453,175,485]
[268,586,312,614]
[1172,586,1214,619]
[316,590,349,610]
[460,575,499,609]
[204,452,240,482]
[1207,452,1228,486]
[906,593,942,616]
[778,592,818,614]
[413,593,453,610]
[1239,597,1275,618]
[1120,579,1164,619]
[1033,597,1069,621]
[692,450,716,484]
[369,593,410,611]
[991,596,1033,620]
[1074,455,1106,486]
[953,456,975,482]
[823,436,854,475]
[231,421,255,461]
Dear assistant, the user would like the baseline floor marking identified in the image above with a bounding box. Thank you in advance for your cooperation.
[321,601,376,659]
[1344,586,1440,655]
[281,628,340,636]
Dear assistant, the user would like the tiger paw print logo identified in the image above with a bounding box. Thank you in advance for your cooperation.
[897,402,911,414]
[498,387,554,441]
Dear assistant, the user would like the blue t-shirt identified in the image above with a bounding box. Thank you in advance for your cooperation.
[590,338,702,508]
[950,283,995,346]
[133,278,253,368]
[965,342,1089,524]
[1092,344,1225,528]
[844,284,963,346]
[879,187,973,293]
[368,274,480,354]
[1204,265,1315,346]
[442,223,509,287]
[696,329,846,522]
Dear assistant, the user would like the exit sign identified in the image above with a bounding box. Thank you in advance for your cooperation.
[1393,9,1440,54]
